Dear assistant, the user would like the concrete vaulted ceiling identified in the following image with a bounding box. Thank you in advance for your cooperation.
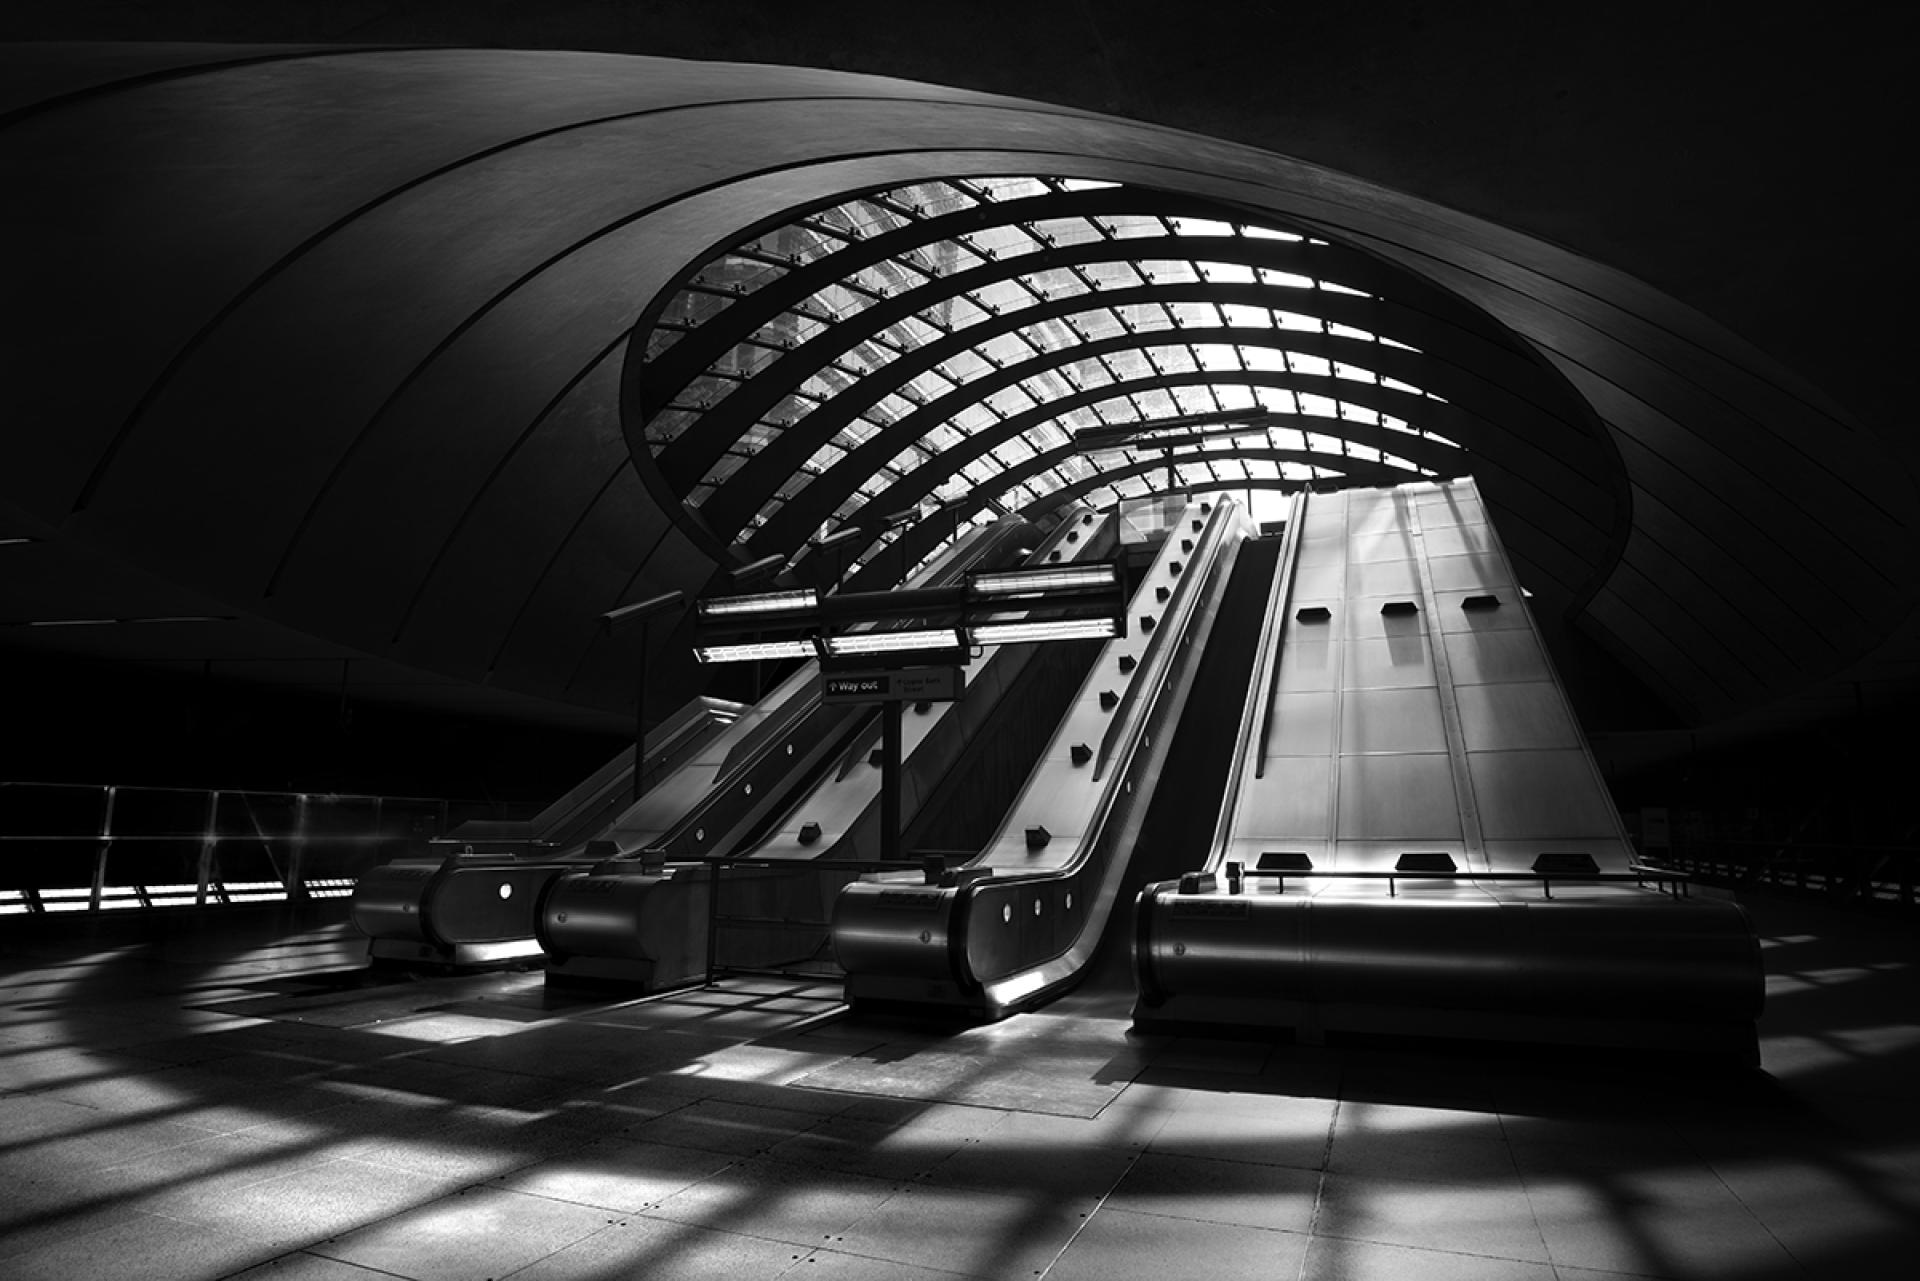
[0,39,1913,738]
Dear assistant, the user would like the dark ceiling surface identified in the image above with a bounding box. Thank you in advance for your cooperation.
[0,6,1914,748]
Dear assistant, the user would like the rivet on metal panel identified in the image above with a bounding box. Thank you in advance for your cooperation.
[1082,513,1095,524]
[1140,615,1156,632]
[798,822,822,846]
[868,749,884,767]
[1118,654,1137,673]
[1191,519,1203,532]
[1296,606,1332,623]
[1067,531,1080,543]
[1099,690,1119,710]
[1070,743,1092,766]
[1168,561,1183,575]
[1381,600,1419,616]
[1155,586,1170,603]
[1025,826,1051,850]
[1049,550,1062,561]
[914,701,932,714]
[1181,538,1194,553]
[1462,593,1501,611]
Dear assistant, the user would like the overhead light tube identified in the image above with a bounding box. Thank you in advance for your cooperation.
[696,587,820,619]
[693,638,820,663]
[967,563,1119,597]
[822,628,965,656]
[970,618,1121,645]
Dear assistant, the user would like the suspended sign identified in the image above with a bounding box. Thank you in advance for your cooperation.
[822,666,964,704]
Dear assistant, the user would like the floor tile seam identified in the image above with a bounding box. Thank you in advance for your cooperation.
[483,1175,704,1218]
[1292,1094,1341,1281]
[794,1242,996,1279]
[1503,1106,1560,1273]
[1138,1142,1327,1172]
[629,1190,907,1248]
[1694,1149,1819,1275]
[1308,1223,1554,1267]
[624,1127,830,1161]
[1093,1202,1317,1236]
[1032,1139,1144,1278]
[216,1247,418,1281]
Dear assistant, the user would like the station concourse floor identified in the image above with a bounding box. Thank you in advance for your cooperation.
[2,893,1916,1281]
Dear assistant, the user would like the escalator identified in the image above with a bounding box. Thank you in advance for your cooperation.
[350,515,1040,968]
[1131,479,1764,1062]
[537,506,1121,987]
[830,495,1252,1019]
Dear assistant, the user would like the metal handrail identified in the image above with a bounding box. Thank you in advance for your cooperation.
[1183,865,1693,900]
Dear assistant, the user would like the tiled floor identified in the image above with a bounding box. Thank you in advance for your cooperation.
[2,893,1916,1280]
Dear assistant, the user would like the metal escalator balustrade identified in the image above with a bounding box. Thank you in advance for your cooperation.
[535,510,1111,989]
[352,518,1037,969]
[832,494,1252,1018]
[1133,478,1765,1062]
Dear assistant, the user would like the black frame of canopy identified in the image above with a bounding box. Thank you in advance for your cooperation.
[689,560,1129,667]
[689,560,1128,862]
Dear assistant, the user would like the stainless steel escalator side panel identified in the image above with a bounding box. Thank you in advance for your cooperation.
[1135,887,1762,1059]
[355,854,572,966]
[833,496,1253,1017]
[537,513,1087,988]
[349,858,441,945]
[1134,479,1765,1060]
[828,881,966,1000]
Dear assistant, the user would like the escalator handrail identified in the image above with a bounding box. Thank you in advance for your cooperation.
[632,516,1039,858]
[962,497,1244,894]
[1205,490,1307,863]
[1094,499,1239,782]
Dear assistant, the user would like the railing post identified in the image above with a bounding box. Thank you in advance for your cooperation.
[705,858,721,987]
[289,793,311,901]
[195,790,220,907]
[91,785,116,911]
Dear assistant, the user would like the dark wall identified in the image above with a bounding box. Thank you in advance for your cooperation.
[0,651,621,803]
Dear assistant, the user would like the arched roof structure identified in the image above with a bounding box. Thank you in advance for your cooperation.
[0,43,1911,731]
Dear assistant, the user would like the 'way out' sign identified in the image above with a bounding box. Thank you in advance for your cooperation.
[821,667,963,704]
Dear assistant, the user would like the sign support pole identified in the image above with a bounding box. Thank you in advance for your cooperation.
[882,700,903,862]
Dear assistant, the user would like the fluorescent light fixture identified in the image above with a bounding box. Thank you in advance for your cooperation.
[970,618,1120,645]
[694,639,819,663]
[697,588,819,618]
[968,564,1118,597]
[823,628,964,656]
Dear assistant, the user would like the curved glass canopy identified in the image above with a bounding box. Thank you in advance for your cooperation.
[638,176,1473,580]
